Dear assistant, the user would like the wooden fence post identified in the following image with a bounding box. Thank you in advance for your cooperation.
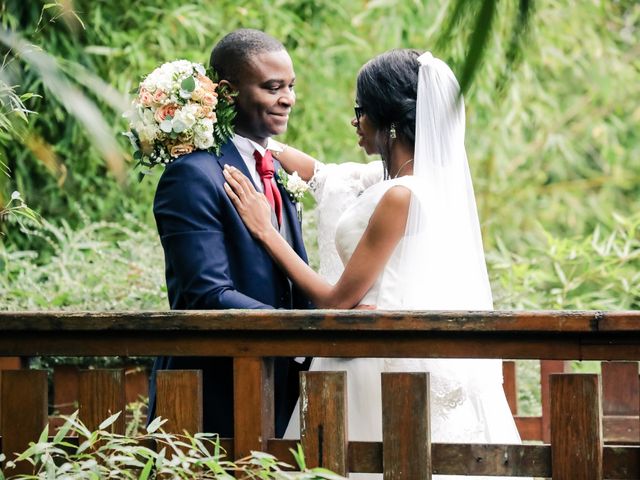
[54,365,80,416]
[542,360,567,443]
[156,370,203,435]
[78,369,126,434]
[233,357,274,459]
[502,360,518,415]
[551,373,603,480]
[602,361,639,416]
[382,372,430,480]
[0,370,48,475]
[299,371,348,475]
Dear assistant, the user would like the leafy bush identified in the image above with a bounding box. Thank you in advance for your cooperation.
[0,213,166,311]
[0,412,345,479]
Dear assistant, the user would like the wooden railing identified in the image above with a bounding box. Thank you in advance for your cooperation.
[0,310,639,479]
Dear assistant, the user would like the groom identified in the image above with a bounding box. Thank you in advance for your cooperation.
[148,29,312,437]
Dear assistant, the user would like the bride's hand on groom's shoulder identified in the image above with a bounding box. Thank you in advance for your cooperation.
[223,165,274,241]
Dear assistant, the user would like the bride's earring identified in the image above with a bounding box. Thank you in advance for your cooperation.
[389,123,397,139]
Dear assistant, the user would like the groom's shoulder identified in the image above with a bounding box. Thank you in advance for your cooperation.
[164,149,218,173]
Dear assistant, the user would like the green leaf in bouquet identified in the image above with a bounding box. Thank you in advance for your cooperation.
[181,76,195,92]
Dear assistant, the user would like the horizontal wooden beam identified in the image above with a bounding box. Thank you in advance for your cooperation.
[0,311,639,360]
[0,330,637,360]
[266,440,639,478]
[0,310,638,332]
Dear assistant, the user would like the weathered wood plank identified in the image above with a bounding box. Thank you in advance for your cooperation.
[78,369,126,434]
[266,441,640,478]
[54,365,79,417]
[382,372,430,480]
[541,360,567,443]
[233,357,274,459]
[431,443,551,477]
[602,362,639,416]
[604,416,639,444]
[514,416,543,441]
[155,370,203,435]
[603,445,640,479]
[124,365,149,406]
[502,360,517,414]
[299,371,348,475]
[0,310,639,332]
[551,373,603,480]
[516,414,639,444]
[1,370,47,474]
[3,331,639,360]
[1,311,640,360]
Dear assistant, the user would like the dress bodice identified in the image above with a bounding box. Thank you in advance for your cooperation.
[334,178,410,308]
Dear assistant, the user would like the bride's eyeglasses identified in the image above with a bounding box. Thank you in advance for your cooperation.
[354,106,364,124]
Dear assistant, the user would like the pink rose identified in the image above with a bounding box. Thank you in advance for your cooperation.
[197,75,217,92]
[139,88,154,107]
[153,89,167,104]
[202,92,218,107]
[154,104,178,123]
[198,105,211,118]
[170,143,194,157]
[208,112,217,123]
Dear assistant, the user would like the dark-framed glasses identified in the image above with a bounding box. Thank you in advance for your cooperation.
[354,106,364,123]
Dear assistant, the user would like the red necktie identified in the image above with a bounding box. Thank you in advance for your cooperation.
[254,149,283,227]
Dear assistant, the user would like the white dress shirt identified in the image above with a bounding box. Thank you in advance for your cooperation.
[230,134,283,192]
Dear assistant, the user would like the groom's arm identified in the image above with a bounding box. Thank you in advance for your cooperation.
[154,158,272,310]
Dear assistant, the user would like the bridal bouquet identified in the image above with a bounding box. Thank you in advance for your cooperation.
[124,60,234,178]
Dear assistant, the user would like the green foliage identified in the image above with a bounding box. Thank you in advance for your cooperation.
[0,213,166,310]
[2,411,345,479]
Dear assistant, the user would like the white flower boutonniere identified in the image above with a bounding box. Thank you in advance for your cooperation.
[277,168,309,222]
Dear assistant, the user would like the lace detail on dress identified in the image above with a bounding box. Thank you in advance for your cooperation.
[310,161,383,283]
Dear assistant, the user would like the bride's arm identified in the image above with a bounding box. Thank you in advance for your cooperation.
[223,165,409,308]
[269,140,317,181]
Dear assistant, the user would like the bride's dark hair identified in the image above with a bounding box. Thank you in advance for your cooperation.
[356,49,421,176]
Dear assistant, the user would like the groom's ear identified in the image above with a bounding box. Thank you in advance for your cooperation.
[218,79,237,104]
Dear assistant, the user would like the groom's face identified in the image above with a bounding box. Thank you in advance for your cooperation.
[231,49,296,145]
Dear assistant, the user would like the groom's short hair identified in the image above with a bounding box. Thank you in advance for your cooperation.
[210,29,285,83]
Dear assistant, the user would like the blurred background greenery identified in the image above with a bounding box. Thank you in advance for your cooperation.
[0,0,638,413]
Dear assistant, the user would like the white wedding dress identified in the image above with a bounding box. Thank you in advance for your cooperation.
[285,162,523,480]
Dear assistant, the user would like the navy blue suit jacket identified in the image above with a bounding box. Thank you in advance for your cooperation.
[148,140,312,437]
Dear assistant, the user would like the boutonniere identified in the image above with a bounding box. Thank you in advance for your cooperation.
[276,168,309,222]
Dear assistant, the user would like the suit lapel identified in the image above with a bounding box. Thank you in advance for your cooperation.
[274,158,309,263]
[216,143,308,262]
[215,140,259,191]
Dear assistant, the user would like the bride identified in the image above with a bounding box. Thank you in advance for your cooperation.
[223,49,522,479]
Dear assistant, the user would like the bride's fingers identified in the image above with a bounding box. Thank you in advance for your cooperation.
[222,168,247,202]
[223,182,242,209]
[229,166,258,199]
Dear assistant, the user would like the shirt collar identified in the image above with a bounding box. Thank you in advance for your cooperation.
[232,134,282,158]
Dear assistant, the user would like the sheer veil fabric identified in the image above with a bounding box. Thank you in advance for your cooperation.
[399,51,493,311]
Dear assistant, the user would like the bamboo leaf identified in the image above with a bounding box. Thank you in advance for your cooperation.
[98,411,121,430]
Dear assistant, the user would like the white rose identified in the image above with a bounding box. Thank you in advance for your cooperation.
[194,118,214,150]
[172,104,198,130]
[287,172,309,196]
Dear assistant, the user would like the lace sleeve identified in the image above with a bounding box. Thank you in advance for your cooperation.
[311,161,383,283]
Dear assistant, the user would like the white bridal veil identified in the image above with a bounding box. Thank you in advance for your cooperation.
[399,52,493,311]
